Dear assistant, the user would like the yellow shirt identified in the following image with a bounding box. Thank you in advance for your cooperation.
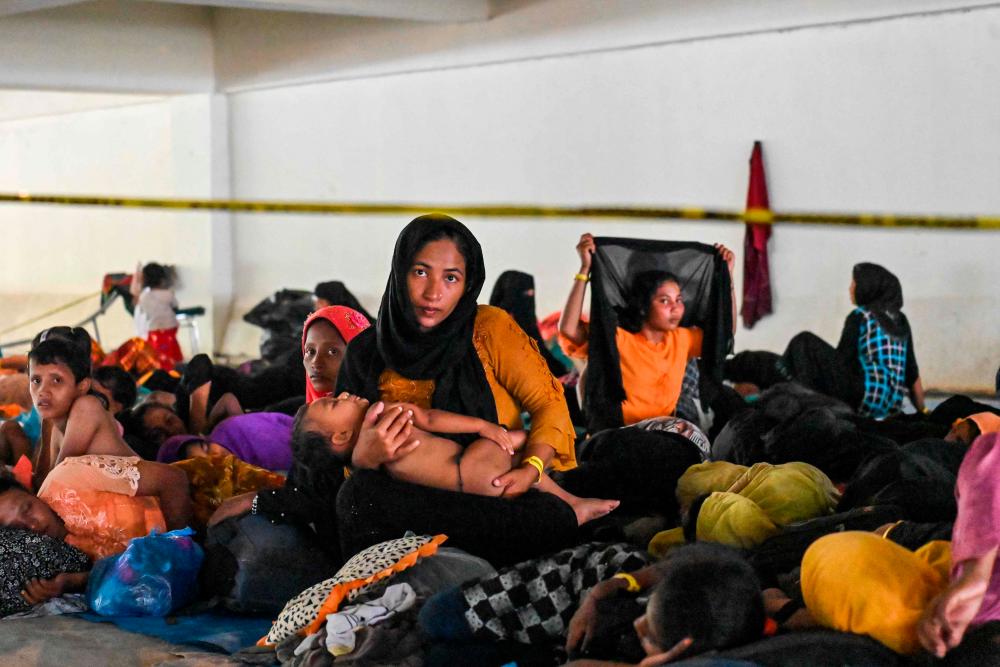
[559,323,702,424]
[379,305,577,471]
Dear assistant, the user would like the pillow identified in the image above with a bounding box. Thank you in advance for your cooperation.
[262,533,446,645]
[0,527,90,617]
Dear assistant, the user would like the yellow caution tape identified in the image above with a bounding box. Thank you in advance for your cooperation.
[0,291,101,336]
[1,192,999,230]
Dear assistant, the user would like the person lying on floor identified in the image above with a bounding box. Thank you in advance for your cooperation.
[154,411,294,472]
[130,388,294,472]
[763,432,1000,661]
[419,542,766,666]
[27,338,191,531]
[945,412,1000,446]
[0,476,91,606]
[293,392,617,525]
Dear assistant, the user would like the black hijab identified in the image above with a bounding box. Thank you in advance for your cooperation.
[585,238,734,433]
[852,263,905,336]
[313,281,374,322]
[489,270,568,377]
[337,214,498,429]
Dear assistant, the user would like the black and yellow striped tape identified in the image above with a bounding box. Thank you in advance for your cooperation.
[1,192,998,230]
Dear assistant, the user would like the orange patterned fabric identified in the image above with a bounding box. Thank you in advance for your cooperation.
[101,337,162,376]
[172,454,286,531]
[38,457,166,561]
[379,305,576,470]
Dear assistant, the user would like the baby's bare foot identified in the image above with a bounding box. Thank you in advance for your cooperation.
[572,498,620,526]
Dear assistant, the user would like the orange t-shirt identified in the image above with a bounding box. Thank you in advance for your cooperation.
[559,324,703,424]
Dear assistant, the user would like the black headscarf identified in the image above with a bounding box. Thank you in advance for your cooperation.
[852,263,905,336]
[337,214,498,430]
[313,281,374,322]
[489,270,569,377]
[585,238,734,433]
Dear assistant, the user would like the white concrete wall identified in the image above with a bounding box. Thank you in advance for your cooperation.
[225,3,1000,392]
[0,96,221,356]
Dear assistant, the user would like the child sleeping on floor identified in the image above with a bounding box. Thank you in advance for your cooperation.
[297,392,618,525]
[28,338,191,530]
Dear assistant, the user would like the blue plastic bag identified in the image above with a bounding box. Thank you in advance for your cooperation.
[87,527,204,617]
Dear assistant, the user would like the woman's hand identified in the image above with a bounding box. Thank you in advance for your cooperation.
[208,491,256,527]
[21,571,87,605]
[351,402,421,470]
[577,233,596,273]
[714,243,736,275]
[479,423,515,455]
[491,464,537,498]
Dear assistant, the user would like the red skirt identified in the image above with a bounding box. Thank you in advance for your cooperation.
[147,327,183,371]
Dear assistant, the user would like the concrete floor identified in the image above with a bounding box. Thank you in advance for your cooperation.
[0,616,245,667]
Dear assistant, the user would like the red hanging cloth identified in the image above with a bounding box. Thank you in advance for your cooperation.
[741,141,773,328]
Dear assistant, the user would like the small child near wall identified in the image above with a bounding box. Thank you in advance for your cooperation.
[131,262,182,371]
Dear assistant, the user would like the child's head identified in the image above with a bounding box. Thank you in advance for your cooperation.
[0,476,66,540]
[142,262,173,289]
[294,394,370,462]
[303,319,348,396]
[636,543,764,660]
[30,326,93,362]
[127,402,187,447]
[946,412,1000,445]
[620,270,684,334]
[92,365,138,416]
[27,339,92,420]
[155,435,229,463]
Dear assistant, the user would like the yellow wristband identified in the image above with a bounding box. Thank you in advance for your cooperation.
[574,273,590,283]
[523,456,544,484]
[612,572,642,593]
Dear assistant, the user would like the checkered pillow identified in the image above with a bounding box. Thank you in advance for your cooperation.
[263,533,446,645]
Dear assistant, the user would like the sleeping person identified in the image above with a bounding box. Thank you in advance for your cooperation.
[296,392,618,525]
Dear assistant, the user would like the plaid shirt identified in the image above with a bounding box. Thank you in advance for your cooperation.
[855,307,908,418]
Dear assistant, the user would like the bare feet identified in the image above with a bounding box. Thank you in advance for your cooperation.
[571,497,620,526]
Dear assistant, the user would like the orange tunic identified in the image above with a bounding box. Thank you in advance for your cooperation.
[38,456,166,561]
[559,323,702,425]
[379,305,576,471]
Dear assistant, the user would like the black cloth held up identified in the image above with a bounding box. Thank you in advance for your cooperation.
[584,238,733,433]
[337,214,498,430]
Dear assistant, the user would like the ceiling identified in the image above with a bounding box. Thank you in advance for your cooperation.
[0,0,493,23]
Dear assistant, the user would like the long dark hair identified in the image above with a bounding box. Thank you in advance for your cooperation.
[852,263,905,336]
[618,270,681,333]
